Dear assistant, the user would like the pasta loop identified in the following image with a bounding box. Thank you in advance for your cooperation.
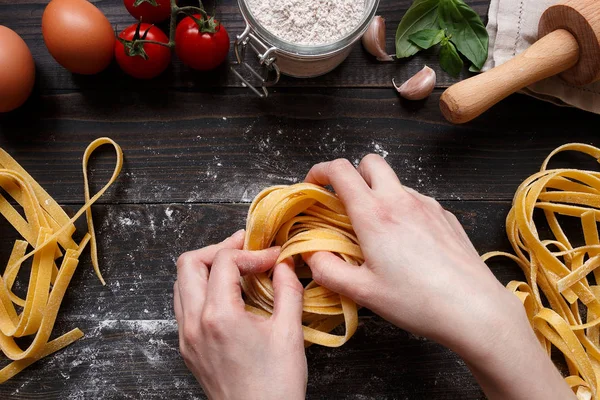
[484,143,600,400]
[0,138,123,383]
[242,183,363,347]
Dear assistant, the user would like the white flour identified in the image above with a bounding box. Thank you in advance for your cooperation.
[247,0,366,45]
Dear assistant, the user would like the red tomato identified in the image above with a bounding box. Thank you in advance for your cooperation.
[124,0,174,24]
[175,15,230,71]
[115,23,171,79]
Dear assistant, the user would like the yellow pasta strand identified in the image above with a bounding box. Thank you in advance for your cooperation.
[484,143,600,400]
[242,183,362,347]
[0,138,123,383]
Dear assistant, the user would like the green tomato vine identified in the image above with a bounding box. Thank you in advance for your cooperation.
[131,0,219,50]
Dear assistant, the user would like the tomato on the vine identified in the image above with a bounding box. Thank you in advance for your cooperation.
[115,23,171,79]
[124,0,174,24]
[175,14,230,71]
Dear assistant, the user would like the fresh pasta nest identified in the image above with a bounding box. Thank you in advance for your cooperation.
[0,138,122,383]
[484,143,600,400]
[242,183,363,347]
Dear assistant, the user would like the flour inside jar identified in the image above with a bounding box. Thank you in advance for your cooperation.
[247,0,366,46]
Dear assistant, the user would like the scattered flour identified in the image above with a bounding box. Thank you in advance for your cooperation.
[97,319,177,334]
[371,141,389,158]
[247,0,365,45]
[118,216,139,227]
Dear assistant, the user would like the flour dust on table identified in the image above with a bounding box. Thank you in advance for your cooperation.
[246,0,365,45]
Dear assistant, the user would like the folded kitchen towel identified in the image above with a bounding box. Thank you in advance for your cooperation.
[484,0,600,114]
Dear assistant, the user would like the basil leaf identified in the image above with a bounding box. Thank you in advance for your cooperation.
[395,0,441,58]
[438,0,488,70]
[409,29,445,50]
[439,40,463,77]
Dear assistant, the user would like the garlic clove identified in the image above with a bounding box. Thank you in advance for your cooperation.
[392,66,436,100]
[362,16,393,62]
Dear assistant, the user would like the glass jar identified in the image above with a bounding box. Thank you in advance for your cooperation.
[231,0,380,97]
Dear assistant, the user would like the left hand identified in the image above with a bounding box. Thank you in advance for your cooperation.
[173,229,307,400]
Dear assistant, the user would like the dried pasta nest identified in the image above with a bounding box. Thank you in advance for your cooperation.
[242,183,363,347]
[484,143,600,400]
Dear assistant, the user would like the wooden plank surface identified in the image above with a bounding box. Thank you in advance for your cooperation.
[0,201,517,399]
[1,88,599,205]
[0,0,597,398]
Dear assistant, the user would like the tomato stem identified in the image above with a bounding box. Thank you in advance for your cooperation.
[129,0,213,51]
[168,0,178,46]
[178,6,207,17]
[134,39,173,48]
[134,0,159,7]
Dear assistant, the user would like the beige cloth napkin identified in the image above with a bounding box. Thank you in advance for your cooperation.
[484,0,600,114]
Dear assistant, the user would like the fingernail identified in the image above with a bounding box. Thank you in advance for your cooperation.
[233,229,245,238]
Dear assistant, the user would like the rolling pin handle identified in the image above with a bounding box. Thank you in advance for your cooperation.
[440,29,580,124]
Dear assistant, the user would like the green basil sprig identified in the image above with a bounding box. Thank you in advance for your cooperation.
[395,0,440,58]
[438,0,488,70]
[395,0,488,77]
[439,38,463,77]
[408,29,445,50]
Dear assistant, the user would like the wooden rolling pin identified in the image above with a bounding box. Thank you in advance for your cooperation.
[440,0,600,124]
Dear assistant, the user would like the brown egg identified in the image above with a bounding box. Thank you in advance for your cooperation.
[0,26,35,112]
[42,0,115,75]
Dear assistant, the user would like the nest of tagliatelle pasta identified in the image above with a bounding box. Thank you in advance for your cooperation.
[241,183,363,347]
[483,143,600,400]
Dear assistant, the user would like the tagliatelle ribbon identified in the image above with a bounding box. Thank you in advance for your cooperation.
[0,138,123,383]
[242,183,362,347]
[483,143,600,400]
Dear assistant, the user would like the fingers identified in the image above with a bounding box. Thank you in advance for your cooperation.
[357,154,403,192]
[272,259,304,326]
[175,230,246,330]
[178,229,245,268]
[205,248,280,312]
[176,251,211,323]
[304,158,371,209]
[303,251,366,299]
[304,156,406,215]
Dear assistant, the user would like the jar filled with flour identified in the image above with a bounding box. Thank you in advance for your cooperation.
[231,0,380,96]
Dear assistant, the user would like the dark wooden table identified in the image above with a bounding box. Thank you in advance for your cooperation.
[0,0,598,398]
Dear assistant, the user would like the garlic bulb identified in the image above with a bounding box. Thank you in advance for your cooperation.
[392,66,436,100]
[362,16,393,62]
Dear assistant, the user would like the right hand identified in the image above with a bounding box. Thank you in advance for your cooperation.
[302,155,524,358]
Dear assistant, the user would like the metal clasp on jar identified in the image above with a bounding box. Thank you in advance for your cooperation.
[230,24,281,98]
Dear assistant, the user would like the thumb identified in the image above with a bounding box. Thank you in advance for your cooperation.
[303,251,365,297]
[272,259,304,326]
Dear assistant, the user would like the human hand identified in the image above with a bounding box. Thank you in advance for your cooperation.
[174,230,307,400]
[302,155,574,400]
[302,155,524,358]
